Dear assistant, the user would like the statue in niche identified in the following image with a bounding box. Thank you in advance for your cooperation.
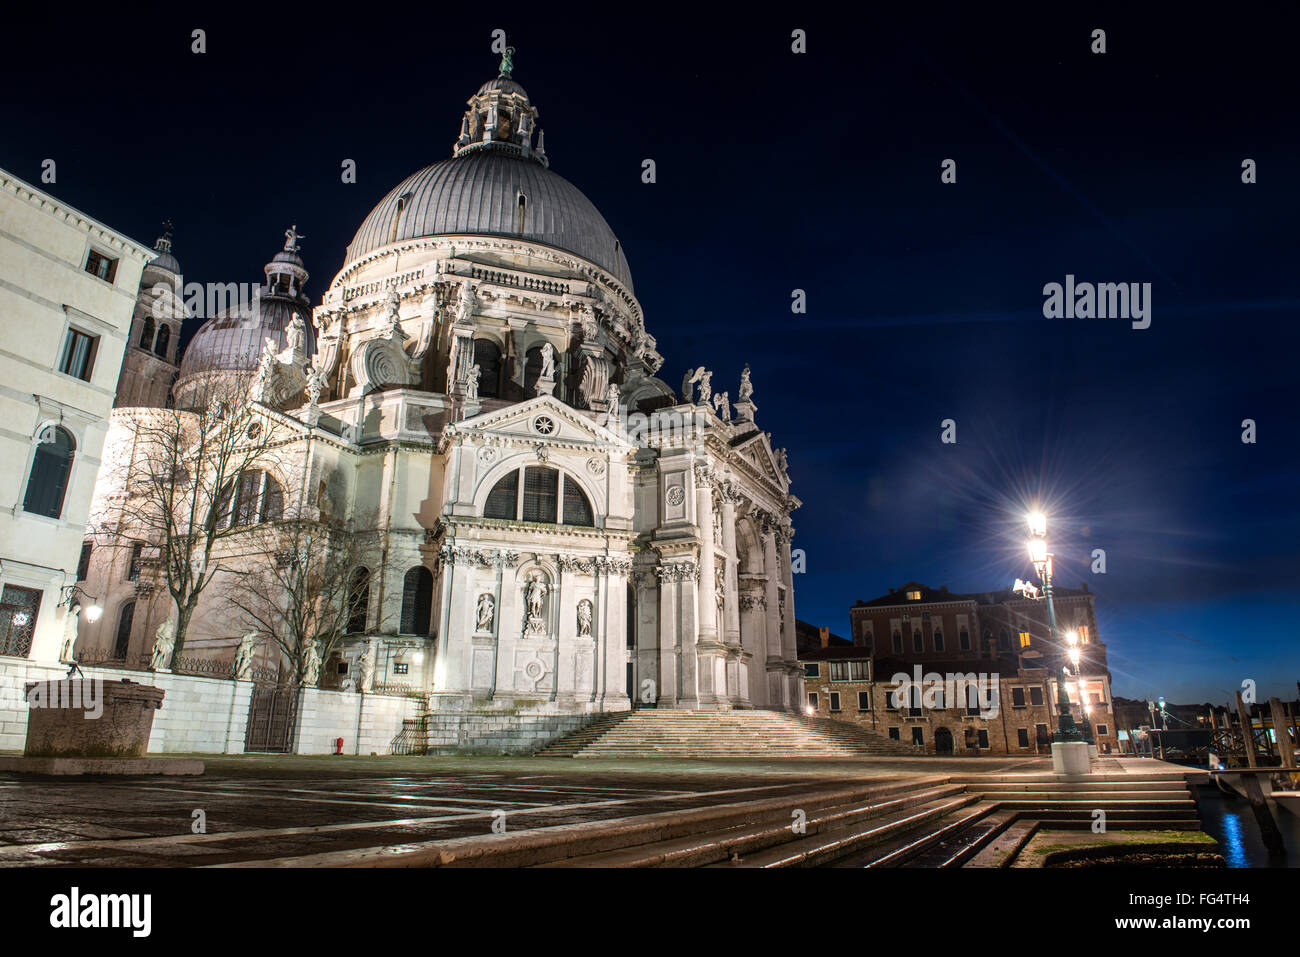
[302,638,322,687]
[539,343,555,378]
[467,362,481,401]
[713,391,730,421]
[60,605,79,663]
[606,381,620,411]
[233,632,258,680]
[577,599,593,637]
[149,620,175,671]
[476,593,495,632]
[738,364,753,402]
[523,573,548,636]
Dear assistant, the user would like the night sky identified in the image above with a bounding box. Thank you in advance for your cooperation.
[4,5,1297,703]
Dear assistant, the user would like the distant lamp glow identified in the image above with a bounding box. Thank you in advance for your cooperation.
[1028,538,1048,565]
[1027,511,1047,537]
[1068,647,1081,667]
[805,705,815,716]
[84,604,103,623]
[1065,629,1078,645]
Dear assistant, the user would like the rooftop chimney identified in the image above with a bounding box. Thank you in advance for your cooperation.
[819,626,829,648]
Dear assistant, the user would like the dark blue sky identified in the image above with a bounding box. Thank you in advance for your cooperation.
[4,5,1297,702]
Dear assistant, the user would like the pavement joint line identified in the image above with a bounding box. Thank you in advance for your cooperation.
[0,781,818,860]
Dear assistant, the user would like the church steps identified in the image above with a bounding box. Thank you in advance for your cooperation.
[537,708,919,759]
[538,784,970,868]
[713,794,984,869]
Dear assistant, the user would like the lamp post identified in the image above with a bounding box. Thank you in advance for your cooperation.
[1026,512,1084,745]
[1066,631,1095,745]
[58,584,102,623]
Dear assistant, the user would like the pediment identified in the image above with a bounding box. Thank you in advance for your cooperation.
[730,428,786,486]
[454,395,631,449]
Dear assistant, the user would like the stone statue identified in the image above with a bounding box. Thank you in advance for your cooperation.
[456,281,476,324]
[385,288,404,337]
[357,646,375,692]
[738,363,753,402]
[713,391,730,422]
[250,337,278,401]
[149,620,175,671]
[499,45,515,77]
[681,366,705,404]
[539,343,555,378]
[59,605,79,663]
[476,593,495,632]
[284,314,306,357]
[775,447,789,474]
[305,363,324,407]
[577,599,593,637]
[606,381,620,411]
[284,224,304,252]
[523,573,548,635]
[697,371,712,406]
[233,632,257,680]
[301,638,322,687]
[467,362,481,401]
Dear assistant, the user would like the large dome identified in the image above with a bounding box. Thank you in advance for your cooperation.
[344,144,634,292]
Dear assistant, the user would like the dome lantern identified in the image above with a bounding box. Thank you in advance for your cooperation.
[452,50,547,169]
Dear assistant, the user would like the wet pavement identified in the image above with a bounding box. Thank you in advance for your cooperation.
[0,753,1038,867]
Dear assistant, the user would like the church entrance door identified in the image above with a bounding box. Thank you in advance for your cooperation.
[245,681,300,753]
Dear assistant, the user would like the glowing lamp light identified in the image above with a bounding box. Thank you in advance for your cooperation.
[1027,538,1048,565]
[805,706,815,716]
[1065,629,1078,646]
[1027,511,1047,538]
[84,604,103,623]
[12,611,30,627]
[1068,647,1081,668]
[412,651,424,664]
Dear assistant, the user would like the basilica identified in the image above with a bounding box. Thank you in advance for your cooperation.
[76,56,803,736]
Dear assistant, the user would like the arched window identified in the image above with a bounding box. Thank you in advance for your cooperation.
[473,339,502,399]
[959,628,971,651]
[523,346,543,397]
[400,566,434,636]
[482,467,595,526]
[138,316,155,349]
[912,630,924,653]
[23,425,75,519]
[933,628,945,652]
[153,324,170,359]
[219,470,283,528]
[998,628,1010,653]
[113,600,135,660]
[346,568,370,634]
[892,631,902,654]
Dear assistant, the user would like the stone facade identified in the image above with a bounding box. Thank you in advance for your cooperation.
[0,168,152,666]
[800,581,1118,755]
[65,62,803,753]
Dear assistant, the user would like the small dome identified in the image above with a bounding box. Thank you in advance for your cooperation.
[477,75,528,98]
[147,232,180,275]
[177,233,315,384]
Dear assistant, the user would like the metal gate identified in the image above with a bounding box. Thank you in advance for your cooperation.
[244,684,300,753]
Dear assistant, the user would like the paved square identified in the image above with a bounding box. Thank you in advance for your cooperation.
[0,754,1038,866]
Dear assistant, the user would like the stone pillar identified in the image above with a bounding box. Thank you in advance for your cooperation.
[658,562,699,709]
[779,523,800,708]
[720,488,742,646]
[693,465,719,644]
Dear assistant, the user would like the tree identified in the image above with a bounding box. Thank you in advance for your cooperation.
[90,365,286,661]
[224,515,377,686]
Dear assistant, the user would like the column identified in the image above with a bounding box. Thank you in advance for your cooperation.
[693,465,719,644]
[720,487,742,646]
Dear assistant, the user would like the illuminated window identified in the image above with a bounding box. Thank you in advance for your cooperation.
[906,590,921,601]
[1019,631,1031,648]
[1078,625,1090,644]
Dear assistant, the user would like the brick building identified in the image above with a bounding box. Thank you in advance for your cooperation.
[799,582,1117,755]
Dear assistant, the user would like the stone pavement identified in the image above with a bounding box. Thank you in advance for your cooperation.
[0,753,1040,867]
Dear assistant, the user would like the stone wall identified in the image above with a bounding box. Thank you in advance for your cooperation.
[425,711,595,754]
[0,659,250,754]
[294,687,421,755]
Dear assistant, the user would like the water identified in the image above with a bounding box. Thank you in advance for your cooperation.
[1195,783,1300,867]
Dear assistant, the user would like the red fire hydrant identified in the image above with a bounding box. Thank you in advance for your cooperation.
[334,737,344,755]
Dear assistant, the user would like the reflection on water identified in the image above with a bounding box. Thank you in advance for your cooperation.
[1196,784,1300,868]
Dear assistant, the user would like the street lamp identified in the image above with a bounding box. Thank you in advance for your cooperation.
[58,584,102,623]
[1024,511,1084,746]
[1066,630,1095,745]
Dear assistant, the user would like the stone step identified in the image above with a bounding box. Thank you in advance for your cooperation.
[962,818,1042,867]
[717,795,983,868]
[540,784,970,868]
